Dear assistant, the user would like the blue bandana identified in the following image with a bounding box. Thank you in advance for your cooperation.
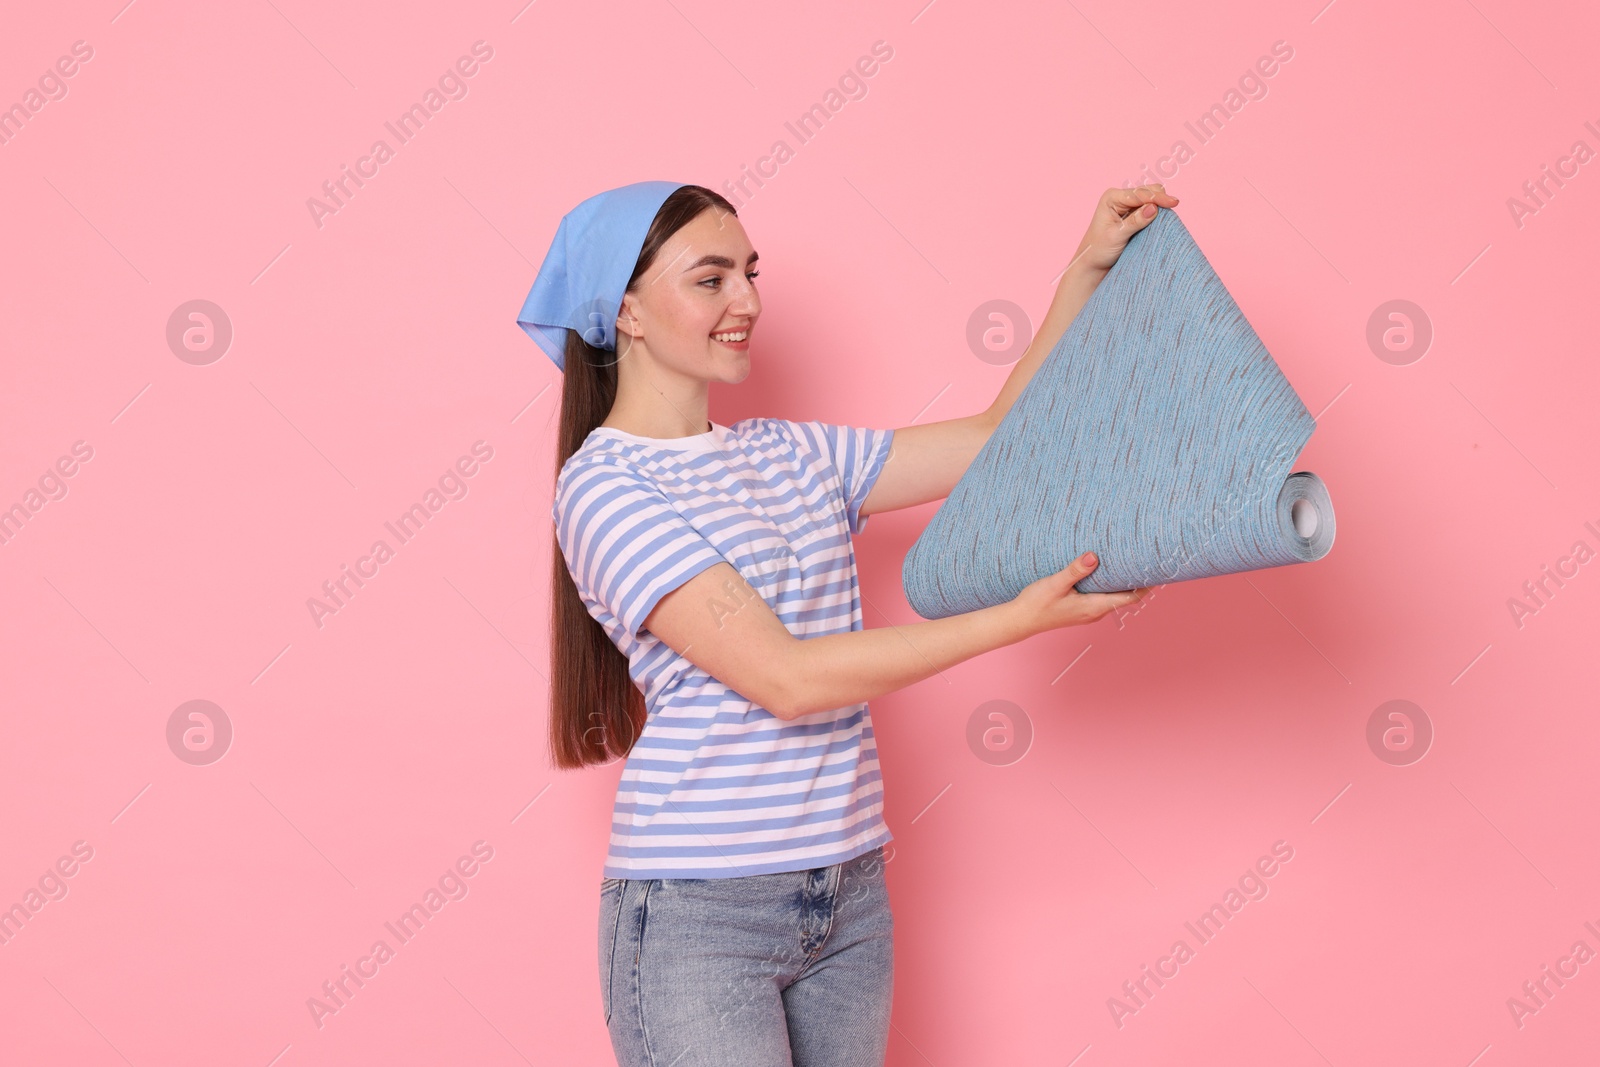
[516,180,688,372]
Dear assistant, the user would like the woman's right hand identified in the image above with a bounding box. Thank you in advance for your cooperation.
[1006,551,1152,637]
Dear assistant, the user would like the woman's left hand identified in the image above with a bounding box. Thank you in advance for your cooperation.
[1072,184,1181,274]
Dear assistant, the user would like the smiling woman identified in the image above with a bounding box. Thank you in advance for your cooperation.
[523,179,1171,1066]
[596,206,766,431]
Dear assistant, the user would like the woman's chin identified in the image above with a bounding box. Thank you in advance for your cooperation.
[718,353,752,384]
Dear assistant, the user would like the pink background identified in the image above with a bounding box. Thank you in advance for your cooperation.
[3,0,1598,1063]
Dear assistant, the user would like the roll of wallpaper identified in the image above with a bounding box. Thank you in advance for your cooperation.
[902,207,1335,619]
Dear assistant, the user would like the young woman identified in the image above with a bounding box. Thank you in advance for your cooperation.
[528,179,1175,1066]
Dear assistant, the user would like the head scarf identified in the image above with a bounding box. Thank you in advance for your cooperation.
[516,180,688,372]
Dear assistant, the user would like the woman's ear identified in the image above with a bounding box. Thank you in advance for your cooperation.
[616,293,643,341]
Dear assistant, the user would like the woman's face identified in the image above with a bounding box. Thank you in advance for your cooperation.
[615,207,761,385]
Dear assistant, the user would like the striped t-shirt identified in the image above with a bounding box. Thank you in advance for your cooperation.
[551,416,896,879]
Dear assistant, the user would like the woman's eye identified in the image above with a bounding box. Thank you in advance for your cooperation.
[700,270,760,288]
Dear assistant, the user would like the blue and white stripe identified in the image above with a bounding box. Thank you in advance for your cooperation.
[552,417,896,877]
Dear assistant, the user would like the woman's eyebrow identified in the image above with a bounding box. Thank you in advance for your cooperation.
[683,251,760,272]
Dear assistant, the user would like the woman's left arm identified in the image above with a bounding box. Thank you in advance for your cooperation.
[861,183,1180,518]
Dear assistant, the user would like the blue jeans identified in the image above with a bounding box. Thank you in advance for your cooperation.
[598,844,894,1066]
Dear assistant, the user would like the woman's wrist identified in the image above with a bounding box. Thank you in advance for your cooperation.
[980,598,1036,649]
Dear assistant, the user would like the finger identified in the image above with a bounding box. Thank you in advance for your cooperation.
[1103,187,1149,217]
[1112,183,1178,203]
[1119,199,1167,228]
[1104,185,1180,219]
[1061,550,1099,582]
[1116,203,1160,227]
[1137,183,1180,205]
[1083,586,1147,609]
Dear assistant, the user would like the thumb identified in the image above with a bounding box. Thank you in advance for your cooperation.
[1123,202,1160,229]
[1061,550,1099,583]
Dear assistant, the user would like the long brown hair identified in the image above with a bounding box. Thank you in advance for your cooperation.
[548,184,739,770]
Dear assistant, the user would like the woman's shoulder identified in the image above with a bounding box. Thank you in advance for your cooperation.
[735,415,844,449]
[731,415,803,445]
[555,418,805,483]
[556,436,627,481]
[551,440,649,526]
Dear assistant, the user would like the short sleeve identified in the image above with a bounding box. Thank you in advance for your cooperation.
[552,459,728,640]
[787,420,896,534]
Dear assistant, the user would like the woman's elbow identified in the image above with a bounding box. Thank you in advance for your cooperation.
[758,647,806,721]
[760,671,800,721]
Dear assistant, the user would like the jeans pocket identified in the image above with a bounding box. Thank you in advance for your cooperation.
[599,880,626,1025]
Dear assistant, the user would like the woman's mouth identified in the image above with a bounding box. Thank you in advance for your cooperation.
[712,329,750,350]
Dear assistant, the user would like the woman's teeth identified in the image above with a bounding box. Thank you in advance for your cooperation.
[712,330,748,342]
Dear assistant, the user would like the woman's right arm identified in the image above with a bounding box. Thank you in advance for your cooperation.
[640,551,1150,721]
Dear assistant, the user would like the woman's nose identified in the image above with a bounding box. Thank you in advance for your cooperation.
[729,285,760,314]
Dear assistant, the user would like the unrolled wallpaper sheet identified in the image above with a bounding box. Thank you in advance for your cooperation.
[902,208,1336,619]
